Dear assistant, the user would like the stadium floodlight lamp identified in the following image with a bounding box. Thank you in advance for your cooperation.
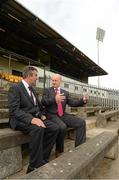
[96,27,105,87]
[96,27,105,42]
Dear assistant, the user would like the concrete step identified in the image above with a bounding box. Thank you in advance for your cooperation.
[7,126,118,179]
[6,139,75,179]
[0,94,8,100]
[2,117,97,179]
[0,90,8,100]
[0,118,8,123]
[0,115,97,177]
[86,117,96,130]
[0,108,9,118]
[0,89,8,94]
[0,111,96,127]
[5,120,119,179]
[0,100,8,108]
[87,127,118,139]
[0,118,9,128]
[87,117,119,139]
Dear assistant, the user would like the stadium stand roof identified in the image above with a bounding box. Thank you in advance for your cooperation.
[0,0,108,80]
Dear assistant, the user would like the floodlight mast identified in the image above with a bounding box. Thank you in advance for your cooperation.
[96,27,105,87]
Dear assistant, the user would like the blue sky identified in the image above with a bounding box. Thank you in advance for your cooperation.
[17,0,119,90]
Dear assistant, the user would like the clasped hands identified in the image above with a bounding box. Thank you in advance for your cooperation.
[55,93,65,103]
[31,115,46,128]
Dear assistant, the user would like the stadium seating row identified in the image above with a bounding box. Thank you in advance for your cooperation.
[0,72,22,83]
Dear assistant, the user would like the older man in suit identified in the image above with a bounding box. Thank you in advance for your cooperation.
[8,66,59,173]
[41,74,88,157]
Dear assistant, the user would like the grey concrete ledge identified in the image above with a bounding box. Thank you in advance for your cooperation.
[21,131,118,179]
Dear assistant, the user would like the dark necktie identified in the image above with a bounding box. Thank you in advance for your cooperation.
[55,88,63,117]
[28,86,34,104]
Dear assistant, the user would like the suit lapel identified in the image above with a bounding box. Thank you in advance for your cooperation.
[32,88,40,105]
[60,88,66,108]
[51,87,56,96]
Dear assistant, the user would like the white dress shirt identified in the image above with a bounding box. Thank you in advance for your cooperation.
[22,79,36,105]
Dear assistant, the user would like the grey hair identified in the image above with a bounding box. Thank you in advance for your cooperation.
[22,66,38,78]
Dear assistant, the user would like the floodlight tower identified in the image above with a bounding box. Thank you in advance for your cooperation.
[96,27,105,87]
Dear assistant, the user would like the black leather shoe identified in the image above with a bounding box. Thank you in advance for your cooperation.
[26,166,36,174]
[43,159,49,164]
[55,150,63,158]
[26,160,48,174]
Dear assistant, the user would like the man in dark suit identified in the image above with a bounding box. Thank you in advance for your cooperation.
[8,66,59,173]
[41,74,88,157]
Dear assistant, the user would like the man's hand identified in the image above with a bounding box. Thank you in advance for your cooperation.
[31,118,46,128]
[41,115,46,121]
[55,93,65,103]
[83,93,89,103]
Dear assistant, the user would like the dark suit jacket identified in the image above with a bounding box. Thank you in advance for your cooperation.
[41,87,85,114]
[8,82,44,129]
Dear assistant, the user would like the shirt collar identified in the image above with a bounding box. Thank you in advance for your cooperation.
[22,79,29,89]
[54,87,60,91]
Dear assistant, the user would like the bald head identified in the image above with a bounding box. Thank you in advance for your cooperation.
[51,74,62,88]
[52,74,62,81]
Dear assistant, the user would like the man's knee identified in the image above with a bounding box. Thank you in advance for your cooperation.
[53,125,60,133]
[30,125,44,136]
[76,117,86,128]
[59,123,67,132]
